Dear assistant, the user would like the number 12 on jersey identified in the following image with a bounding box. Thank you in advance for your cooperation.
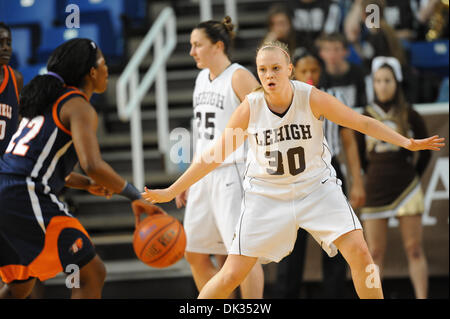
[5,116,45,156]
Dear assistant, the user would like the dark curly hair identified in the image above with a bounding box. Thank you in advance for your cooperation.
[19,38,100,119]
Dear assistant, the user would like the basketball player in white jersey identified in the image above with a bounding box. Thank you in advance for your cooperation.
[143,41,444,299]
[175,17,264,298]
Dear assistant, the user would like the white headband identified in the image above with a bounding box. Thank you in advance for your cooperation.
[260,45,291,62]
[371,56,403,82]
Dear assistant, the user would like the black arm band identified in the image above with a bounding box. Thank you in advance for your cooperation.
[120,182,142,201]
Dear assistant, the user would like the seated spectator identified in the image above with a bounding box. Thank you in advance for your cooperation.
[344,0,408,73]
[262,4,297,56]
[287,0,342,52]
[345,0,429,42]
[316,32,367,108]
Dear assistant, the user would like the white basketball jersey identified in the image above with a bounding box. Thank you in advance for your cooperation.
[192,63,247,165]
[245,80,336,188]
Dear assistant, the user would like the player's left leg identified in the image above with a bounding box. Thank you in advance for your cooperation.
[334,229,384,299]
[198,254,258,299]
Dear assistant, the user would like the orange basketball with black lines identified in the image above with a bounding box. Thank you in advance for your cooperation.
[133,214,186,268]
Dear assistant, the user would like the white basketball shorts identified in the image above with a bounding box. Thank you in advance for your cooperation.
[229,176,362,264]
[183,163,245,255]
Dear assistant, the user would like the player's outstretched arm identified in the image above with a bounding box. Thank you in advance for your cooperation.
[142,99,251,204]
[310,87,446,152]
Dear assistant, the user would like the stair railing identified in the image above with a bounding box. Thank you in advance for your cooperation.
[199,0,237,26]
[116,6,177,190]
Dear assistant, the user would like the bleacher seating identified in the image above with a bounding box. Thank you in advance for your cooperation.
[36,25,100,63]
[10,27,33,68]
[18,63,47,86]
[0,0,58,29]
[410,40,449,76]
[62,0,127,58]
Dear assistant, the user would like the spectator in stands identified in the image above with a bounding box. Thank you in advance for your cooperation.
[343,0,408,71]
[261,4,297,57]
[287,0,342,52]
[344,0,426,42]
[343,0,417,103]
[0,20,23,296]
[316,32,367,108]
[274,49,366,299]
[356,56,432,299]
[0,22,23,155]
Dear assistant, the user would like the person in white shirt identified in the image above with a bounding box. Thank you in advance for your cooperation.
[143,41,444,299]
[175,16,264,298]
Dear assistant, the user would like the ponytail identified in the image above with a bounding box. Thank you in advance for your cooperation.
[196,16,235,57]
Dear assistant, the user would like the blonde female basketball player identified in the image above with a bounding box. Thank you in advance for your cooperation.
[143,41,444,299]
[175,16,264,298]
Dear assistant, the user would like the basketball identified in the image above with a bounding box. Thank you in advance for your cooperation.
[133,214,186,268]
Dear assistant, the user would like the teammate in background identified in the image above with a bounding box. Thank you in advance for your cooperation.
[356,57,432,299]
[143,40,444,299]
[175,17,264,298]
[0,21,24,294]
[274,49,366,298]
[0,22,23,155]
[0,38,163,299]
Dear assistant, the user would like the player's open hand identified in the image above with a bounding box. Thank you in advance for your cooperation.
[175,189,189,208]
[405,135,445,151]
[131,199,167,227]
[142,187,175,204]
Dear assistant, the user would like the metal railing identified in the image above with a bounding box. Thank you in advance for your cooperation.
[116,7,177,190]
[199,0,237,26]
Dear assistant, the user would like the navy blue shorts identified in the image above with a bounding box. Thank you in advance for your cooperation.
[0,175,96,284]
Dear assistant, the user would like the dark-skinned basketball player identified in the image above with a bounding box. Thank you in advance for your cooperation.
[0,38,163,299]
